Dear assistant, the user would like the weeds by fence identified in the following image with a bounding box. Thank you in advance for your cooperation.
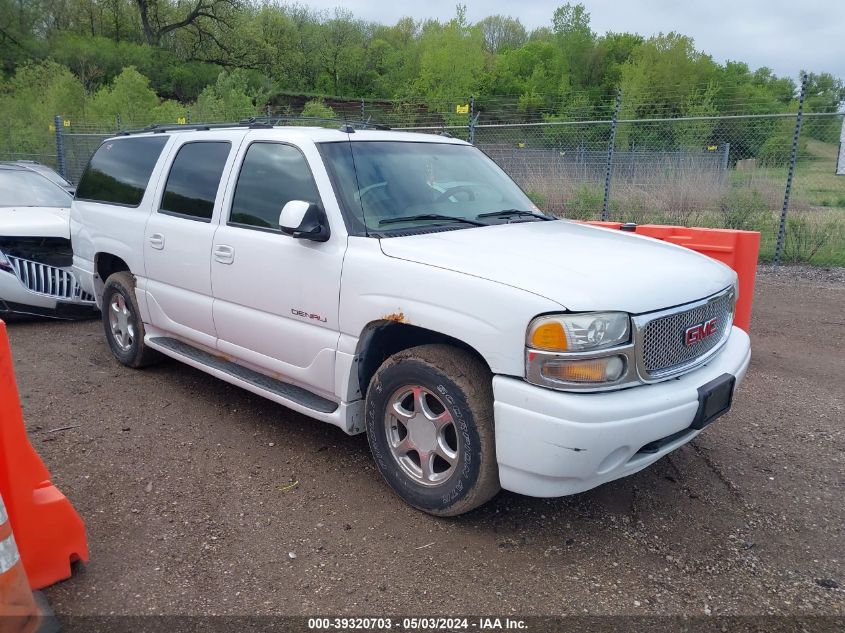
[2,87,843,266]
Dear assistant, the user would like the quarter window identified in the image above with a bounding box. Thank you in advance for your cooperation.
[230,143,321,230]
[159,141,231,221]
[76,136,169,206]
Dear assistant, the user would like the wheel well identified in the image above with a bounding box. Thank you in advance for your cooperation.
[356,322,490,398]
[95,253,130,282]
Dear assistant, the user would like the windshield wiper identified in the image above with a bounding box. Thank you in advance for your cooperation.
[476,209,555,221]
[379,213,487,227]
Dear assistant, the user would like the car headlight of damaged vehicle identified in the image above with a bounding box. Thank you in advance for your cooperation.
[526,312,632,389]
[0,249,13,273]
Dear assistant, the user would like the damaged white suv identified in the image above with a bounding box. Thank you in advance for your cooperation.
[0,163,97,319]
[71,123,751,515]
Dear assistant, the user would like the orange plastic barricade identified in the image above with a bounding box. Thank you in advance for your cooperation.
[0,321,88,590]
[0,493,42,633]
[584,222,760,332]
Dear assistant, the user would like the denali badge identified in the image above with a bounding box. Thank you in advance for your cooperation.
[291,308,327,323]
[684,318,718,346]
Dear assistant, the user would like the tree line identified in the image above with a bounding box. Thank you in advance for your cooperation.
[0,1,843,156]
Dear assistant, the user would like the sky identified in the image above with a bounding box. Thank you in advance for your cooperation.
[304,0,845,82]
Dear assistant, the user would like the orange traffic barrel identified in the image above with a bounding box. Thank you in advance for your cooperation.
[0,493,42,633]
[0,320,88,591]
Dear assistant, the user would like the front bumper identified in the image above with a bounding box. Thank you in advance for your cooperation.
[0,271,98,320]
[493,326,751,497]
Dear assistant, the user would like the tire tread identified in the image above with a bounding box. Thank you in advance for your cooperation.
[367,344,500,516]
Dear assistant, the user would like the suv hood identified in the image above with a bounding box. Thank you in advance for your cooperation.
[379,221,736,314]
[0,206,71,239]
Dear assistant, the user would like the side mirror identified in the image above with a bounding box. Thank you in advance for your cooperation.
[279,200,330,242]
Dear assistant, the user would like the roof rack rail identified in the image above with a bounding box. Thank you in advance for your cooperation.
[117,116,390,136]
[241,116,391,130]
[117,122,245,135]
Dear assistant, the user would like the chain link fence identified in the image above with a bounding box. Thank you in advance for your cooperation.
[2,91,843,266]
[0,118,60,170]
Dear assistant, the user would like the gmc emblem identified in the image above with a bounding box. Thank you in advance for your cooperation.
[684,317,718,346]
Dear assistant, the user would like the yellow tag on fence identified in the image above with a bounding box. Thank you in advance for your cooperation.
[49,124,56,132]
[707,145,717,151]
[63,120,71,127]
[177,117,187,125]
[456,104,469,114]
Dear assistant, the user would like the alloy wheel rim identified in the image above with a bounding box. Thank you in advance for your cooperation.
[384,385,460,487]
[108,293,134,352]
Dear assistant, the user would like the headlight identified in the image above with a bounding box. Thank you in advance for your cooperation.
[526,312,633,390]
[0,250,12,273]
[527,312,630,352]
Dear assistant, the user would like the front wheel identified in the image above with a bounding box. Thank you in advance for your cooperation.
[101,271,160,368]
[365,344,500,516]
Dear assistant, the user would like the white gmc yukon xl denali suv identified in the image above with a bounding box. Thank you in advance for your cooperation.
[71,123,751,516]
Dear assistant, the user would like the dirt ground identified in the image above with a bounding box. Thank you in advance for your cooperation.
[4,266,843,624]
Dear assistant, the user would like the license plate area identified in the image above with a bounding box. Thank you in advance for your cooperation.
[690,373,735,431]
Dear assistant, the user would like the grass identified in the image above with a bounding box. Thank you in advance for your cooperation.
[733,140,845,210]
[521,139,845,267]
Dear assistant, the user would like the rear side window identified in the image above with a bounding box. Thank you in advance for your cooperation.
[159,141,231,222]
[230,143,321,230]
[76,136,169,206]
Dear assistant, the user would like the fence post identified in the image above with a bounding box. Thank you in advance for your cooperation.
[53,115,67,180]
[361,98,365,120]
[720,142,731,185]
[774,72,808,265]
[602,90,622,221]
[721,142,731,172]
[469,95,476,145]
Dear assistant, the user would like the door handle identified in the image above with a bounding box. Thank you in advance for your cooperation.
[148,233,165,250]
[213,245,235,264]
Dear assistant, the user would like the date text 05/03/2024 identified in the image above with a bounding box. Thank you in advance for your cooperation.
[307,617,528,630]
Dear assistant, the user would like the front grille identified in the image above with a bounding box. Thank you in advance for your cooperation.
[639,289,734,378]
[6,255,95,303]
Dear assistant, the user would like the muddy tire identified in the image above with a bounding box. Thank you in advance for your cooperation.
[101,271,160,368]
[365,344,500,516]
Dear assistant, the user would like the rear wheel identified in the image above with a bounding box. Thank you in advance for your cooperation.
[365,344,500,516]
[101,271,160,368]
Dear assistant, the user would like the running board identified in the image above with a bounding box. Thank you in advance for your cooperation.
[148,336,339,414]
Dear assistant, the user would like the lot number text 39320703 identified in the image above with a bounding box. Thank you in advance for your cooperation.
[307,617,528,630]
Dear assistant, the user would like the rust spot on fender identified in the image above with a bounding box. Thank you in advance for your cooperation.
[382,311,407,323]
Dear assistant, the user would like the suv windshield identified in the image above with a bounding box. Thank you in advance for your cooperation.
[0,169,73,208]
[320,141,540,233]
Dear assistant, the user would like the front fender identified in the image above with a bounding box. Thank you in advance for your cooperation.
[338,237,561,381]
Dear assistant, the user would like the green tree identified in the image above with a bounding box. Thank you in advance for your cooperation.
[316,9,367,96]
[552,3,596,92]
[88,66,186,125]
[0,0,47,73]
[301,98,336,119]
[0,61,86,156]
[804,72,845,113]
[413,7,486,113]
[132,0,241,46]
[192,69,265,121]
[476,15,527,54]
[483,41,561,119]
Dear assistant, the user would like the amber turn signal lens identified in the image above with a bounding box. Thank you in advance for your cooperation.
[529,321,568,351]
[540,356,625,383]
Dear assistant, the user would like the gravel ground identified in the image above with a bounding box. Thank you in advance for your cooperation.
[3,266,843,623]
